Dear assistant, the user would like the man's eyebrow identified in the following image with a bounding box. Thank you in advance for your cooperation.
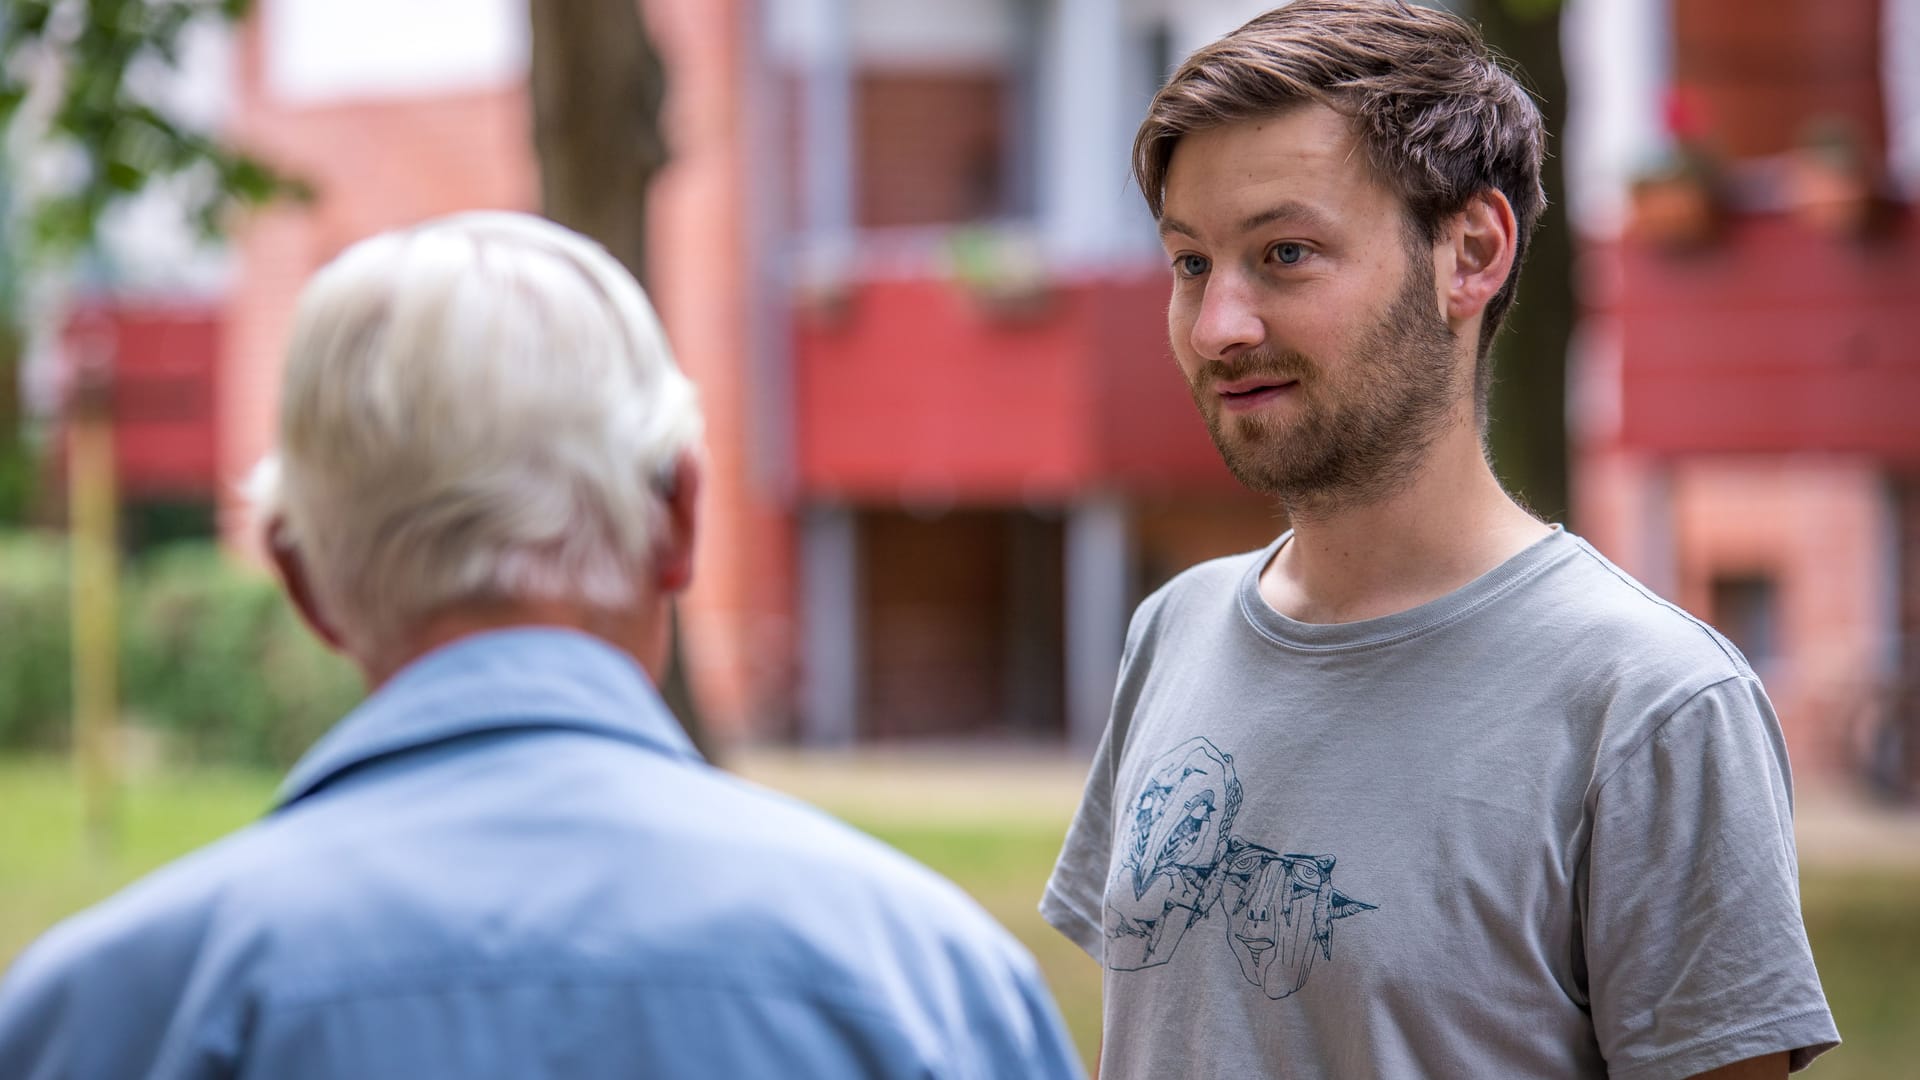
[1158,202,1338,241]
[1239,201,1337,234]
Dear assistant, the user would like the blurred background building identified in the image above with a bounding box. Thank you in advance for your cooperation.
[1568,0,1920,788]
[43,0,1920,790]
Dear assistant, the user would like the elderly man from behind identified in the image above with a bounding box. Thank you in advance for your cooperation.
[0,212,1084,1079]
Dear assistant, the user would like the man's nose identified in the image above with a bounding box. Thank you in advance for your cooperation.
[1189,273,1266,361]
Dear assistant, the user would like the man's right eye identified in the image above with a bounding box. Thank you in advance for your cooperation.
[1173,254,1210,278]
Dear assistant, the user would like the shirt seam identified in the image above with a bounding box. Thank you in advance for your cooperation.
[1567,539,1750,674]
[264,962,943,1026]
[1606,1004,1836,1078]
[1568,673,1758,885]
[254,968,955,1073]
[1586,673,1757,800]
[1040,883,1102,943]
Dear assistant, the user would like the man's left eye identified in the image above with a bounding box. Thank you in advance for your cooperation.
[1272,243,1306,265]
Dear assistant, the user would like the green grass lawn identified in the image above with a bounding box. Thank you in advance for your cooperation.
[2,755,1914,1076]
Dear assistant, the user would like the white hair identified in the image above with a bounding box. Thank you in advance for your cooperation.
[247,211,703,655]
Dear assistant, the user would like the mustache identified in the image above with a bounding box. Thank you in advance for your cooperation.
[1191,351,1316,388]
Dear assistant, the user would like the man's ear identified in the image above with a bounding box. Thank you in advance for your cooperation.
[265,518,348,654]
[1443,188,1519,331]
[652,450,702,594]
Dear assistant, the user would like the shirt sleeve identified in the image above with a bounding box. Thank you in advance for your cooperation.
[0,936,69,1080]
[1583,675,1841,1079]
[1040,587,1169,961]
[1041,723,1117,959]
[2,908,252,1080]
[962,949,1090,1080]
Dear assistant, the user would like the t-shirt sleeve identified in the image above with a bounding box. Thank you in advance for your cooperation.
[1040,587,1168,961]
[1584,675,1840,1079]
[1041,723,1117,959]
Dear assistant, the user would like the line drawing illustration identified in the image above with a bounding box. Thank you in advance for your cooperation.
[1104,736,1377,998]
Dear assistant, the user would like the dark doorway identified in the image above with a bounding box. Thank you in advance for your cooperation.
[858,507,1064,740]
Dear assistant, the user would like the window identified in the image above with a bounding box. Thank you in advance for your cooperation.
[856,71,1010,226]
[1710,573,1781,666]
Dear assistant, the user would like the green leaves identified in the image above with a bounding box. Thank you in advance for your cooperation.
[0,0,304,261]
[11,1,55,37]
[0,0,305,525]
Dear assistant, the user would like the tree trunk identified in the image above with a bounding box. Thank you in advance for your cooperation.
[527,0,668,284]
[0,324,28,524]
[1476,1,1574,526]
[526,0,717,762]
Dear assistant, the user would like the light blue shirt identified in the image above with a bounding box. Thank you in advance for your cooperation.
[0,628,1085,1079]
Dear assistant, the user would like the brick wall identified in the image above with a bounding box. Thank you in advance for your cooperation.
[1578,448,1890,785]
[1672,0,1885,159]
[644,0,795,738]
[856,69,1008,226]
[1669,456,1889,782]
[220,30,538,554]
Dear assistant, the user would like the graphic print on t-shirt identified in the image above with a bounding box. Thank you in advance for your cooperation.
[1105,736,1377,999]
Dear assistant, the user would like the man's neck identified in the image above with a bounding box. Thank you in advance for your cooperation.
[1258,421,1550,625]
[358,597,670,691]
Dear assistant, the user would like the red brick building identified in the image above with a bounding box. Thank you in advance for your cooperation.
[64,0,1920,788]
[1569,0,1920,787]
[183,0,1287,751]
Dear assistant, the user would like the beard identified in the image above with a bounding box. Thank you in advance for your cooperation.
[1186,257,1462,512]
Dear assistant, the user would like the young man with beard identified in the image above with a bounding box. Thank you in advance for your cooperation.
[1041,3,1838,1077]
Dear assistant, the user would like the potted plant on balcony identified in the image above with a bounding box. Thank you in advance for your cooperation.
[1627,89,1726,251]
[945,224,1050,321]
[791,241,858,328]
[1628,87,1735,249]
[1629,148,1723,249]
[1785,116,1897,241]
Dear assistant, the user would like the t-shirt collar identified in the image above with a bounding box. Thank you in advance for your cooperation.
[1237,525,1576,652]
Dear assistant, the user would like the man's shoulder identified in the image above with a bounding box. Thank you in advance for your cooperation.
[1155,544,1270,603]
[319,748,1038,1000]
[1534,533,1755,684]
[8,819,276,970]
[0,818,286,1063]
[691,770,1031,963]
[0,755,1055,1074]
[1127,543,1273,641]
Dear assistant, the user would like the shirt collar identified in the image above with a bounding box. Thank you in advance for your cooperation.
[275,626,702,809]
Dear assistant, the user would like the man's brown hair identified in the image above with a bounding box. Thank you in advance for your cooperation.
[1135,0,1546,369]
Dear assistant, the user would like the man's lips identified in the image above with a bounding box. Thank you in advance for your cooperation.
[1214,377,1299,411]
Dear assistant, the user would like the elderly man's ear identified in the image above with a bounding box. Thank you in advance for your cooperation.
[652,450,702,595]
[264,518,349,654]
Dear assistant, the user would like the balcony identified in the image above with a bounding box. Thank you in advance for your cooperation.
[1608,215,1920,464]
[793,267,1242,502]
[60,302,221,499]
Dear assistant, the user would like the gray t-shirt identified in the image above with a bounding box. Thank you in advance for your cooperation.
[1043,528,1839,1079]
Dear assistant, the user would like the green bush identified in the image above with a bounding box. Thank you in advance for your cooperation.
[0,534,75,750]
[122,543,362,767]
[0,532,363,768]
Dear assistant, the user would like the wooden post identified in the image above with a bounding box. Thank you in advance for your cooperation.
[68,313,119,853]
